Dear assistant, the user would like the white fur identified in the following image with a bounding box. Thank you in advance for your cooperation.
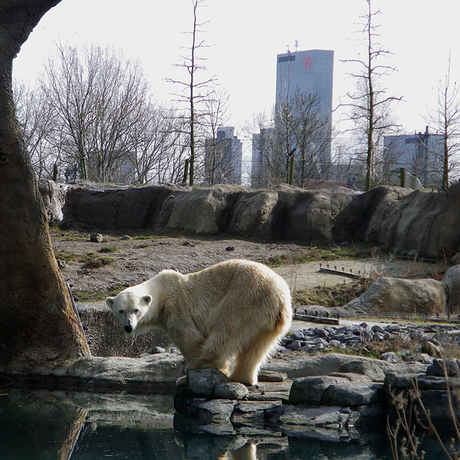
[106,259,292,385]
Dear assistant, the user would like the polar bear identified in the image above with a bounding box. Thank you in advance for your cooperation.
[106,259,292,385]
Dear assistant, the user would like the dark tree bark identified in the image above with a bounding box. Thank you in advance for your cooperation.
[0,0,90,368]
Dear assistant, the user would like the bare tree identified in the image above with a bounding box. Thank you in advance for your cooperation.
[251,91,332,188]
[13,80,58,179]
[202,89,231,185]
[277,90,332,187]
[249,110,285,187]
[40,43,151,182]
[343,0,401,190]
[426,53,460,190]
[274,95,296,185]
[128,105,190,185]
[167,0,217,186]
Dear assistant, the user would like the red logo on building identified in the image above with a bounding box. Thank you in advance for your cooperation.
[303,57,311,68]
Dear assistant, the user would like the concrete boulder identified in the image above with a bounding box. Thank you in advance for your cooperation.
[342,277,447,317]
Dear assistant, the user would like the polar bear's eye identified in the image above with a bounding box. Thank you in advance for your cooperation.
[119,309,124,314]
[133,309,140,314]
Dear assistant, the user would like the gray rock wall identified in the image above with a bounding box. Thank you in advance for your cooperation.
[39,180,460,259]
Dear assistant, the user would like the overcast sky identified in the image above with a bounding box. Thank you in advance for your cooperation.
[13,0,460,151]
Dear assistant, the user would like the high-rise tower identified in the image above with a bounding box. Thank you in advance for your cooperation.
[275,49,334,116]
[276,49,334,173]
[251,49,334,187]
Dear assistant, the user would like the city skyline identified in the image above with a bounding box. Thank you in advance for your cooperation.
[13,0,460,150]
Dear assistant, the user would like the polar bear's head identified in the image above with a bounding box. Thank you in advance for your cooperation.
[106,290,152,334]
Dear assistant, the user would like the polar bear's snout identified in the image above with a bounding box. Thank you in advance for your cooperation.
[122,312,139,334]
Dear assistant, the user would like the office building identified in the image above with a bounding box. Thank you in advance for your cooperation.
[383,128,444,187]
[205,127,242,185]
[252,49,334,187]
[275,49,334,120]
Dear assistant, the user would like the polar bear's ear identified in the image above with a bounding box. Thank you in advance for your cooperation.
[141,295,152,307]
[106,297,115,308]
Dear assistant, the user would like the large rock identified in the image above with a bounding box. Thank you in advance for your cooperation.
[229,189,281,239]
[334,186,411,243]
[287,187,357,242]
[229,184,356,243]
[263,353,397,381]
[442,264,460,313]
[42,181,358,243]
[335,184,460,259]
[38,180,69,224]
[289,374,383,406]
[39,180,460,258]
[342,277,447,317]
[166,185,244,234]
[366,184,460,258]
[0,354,186,393]
[62,182,179,230]
[186,368,229,396]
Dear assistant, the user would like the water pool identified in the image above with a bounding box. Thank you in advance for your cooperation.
[0,390,453,460]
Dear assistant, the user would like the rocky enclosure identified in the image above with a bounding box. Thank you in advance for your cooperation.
[40,180,460,260]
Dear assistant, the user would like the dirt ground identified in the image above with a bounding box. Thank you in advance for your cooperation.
[51,230,444,300]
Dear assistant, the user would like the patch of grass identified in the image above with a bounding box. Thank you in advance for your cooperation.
[267,244,380,267]
[73,290,101,302]
[54,251,79,262]
[293,281,370,307]
[106,284,131,297]
[98,246,117,253]
[321,346,382,360]
[74,283,130,302]
[51,229,90,242]
[79,252,114,269]
[130,230,186,240]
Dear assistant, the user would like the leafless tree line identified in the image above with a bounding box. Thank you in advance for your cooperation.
[250,90,332,188]
[342,0,460,191]
[14,43,225,185]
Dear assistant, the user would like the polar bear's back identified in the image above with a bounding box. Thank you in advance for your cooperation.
[182,259,292,335]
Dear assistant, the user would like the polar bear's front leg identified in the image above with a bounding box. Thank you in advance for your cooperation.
[181,336,229,374]
[184,346,229,373]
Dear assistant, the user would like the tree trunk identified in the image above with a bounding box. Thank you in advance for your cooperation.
[0,0,90,368]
